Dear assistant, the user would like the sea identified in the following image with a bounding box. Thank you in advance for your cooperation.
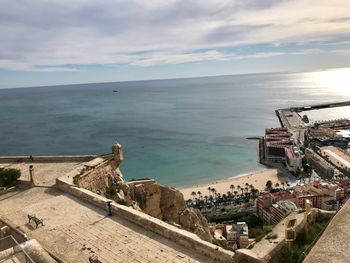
[1,70,349,188]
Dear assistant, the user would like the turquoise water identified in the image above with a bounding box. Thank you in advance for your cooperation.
[0,71,349,187]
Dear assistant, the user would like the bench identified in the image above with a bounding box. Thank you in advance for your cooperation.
[89,255,102,263]
[27,214,44,228]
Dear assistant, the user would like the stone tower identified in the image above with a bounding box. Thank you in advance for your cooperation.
[112,143,124,167]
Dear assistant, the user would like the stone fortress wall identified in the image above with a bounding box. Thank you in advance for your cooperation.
[0,155,98,163]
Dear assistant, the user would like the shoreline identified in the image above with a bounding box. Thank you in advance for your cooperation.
[177,168,269,190]
[179,168,295,200]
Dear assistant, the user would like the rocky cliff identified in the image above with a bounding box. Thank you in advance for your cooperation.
[76,144,213,242]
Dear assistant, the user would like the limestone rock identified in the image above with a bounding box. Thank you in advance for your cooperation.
[133,183,162,219]
[159,185,186,222]
[179,207,213,242]
[131,201,142,211]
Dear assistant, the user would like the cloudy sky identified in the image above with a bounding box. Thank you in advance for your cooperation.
[1,0,350,88]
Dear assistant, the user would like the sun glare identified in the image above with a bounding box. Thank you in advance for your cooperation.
[313,68,350,96]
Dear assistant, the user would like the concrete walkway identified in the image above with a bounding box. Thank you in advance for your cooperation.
[0,187,215,263]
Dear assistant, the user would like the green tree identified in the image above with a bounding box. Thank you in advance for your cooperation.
[0,168,21,187]
[265,180,273,190]
[191,191,197,199]
[204,195,208,203]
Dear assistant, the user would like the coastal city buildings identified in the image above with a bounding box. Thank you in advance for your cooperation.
[255,180,345,225]
[265,128,292,161]
[320,146,350,173]
[256,191,297,225]
[294,181,344,210]
[305,148,335,179]
[263,105,350,183]
[285,146,303,173]
[212,222,252,250]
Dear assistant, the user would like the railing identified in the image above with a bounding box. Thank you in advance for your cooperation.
[0,235,35,263]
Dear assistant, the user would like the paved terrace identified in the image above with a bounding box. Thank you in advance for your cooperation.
[0,162,81,187]
[0,162,215,263]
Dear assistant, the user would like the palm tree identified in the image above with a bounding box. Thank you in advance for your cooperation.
[204,195,208,204]
[207,186,211,196]
[230,184,235,193]
[186,198,192,206]
[241,187,244,195]
[237,185,241,193]
[211,188,217,198]
[265,180,273,190]
[252,188,259,198]
[197,191,202,200]
[275,182,280,189]
[233,191,238,201]
[250,185,256,197]
[191,191,197,199]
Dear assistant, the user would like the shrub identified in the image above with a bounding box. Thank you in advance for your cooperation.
[207,211,263,228]
[266,233,278,240]
[115,197,128,206]
[105,185,128,206]
[73,174,80,185]
[0,168,21,187]
[249,225,273,241]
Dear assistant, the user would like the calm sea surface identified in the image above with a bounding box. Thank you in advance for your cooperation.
[0,72,349,187]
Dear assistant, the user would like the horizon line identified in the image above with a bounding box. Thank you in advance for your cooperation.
[1,66,347,90]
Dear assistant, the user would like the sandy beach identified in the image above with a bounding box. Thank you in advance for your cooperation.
[179,169,293,200]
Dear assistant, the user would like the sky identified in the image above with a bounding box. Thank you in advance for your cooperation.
[1,0,350,88]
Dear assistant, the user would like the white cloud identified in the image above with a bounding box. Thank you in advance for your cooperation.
[0,0,349,71]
